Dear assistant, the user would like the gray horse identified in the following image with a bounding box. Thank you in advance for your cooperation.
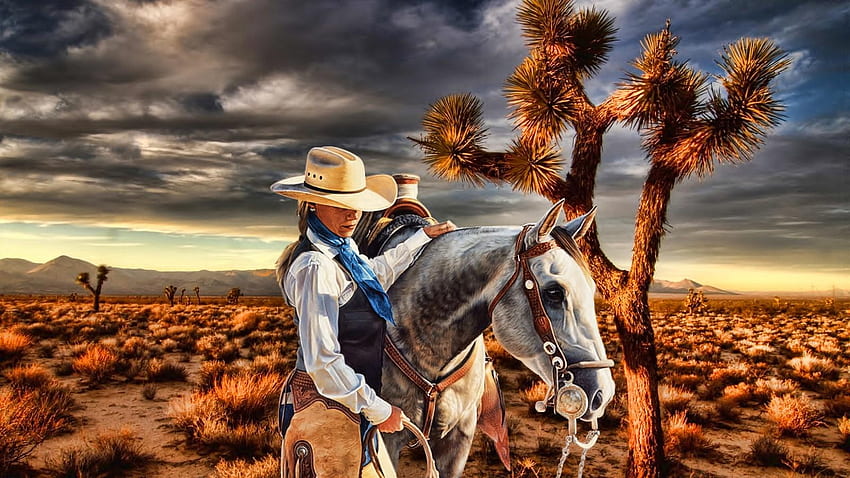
[379,202,616,478]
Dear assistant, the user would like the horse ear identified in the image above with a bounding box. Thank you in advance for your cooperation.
[532,199,565,240]
[562,205,597,240]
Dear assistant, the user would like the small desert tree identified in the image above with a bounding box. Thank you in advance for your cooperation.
[163,285,178,306]
[193,286,201,305]
[75,265,110,312]
[412,1,788,476]
[226,288,242,305]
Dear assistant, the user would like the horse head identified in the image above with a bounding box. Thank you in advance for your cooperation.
[490,200,615,423]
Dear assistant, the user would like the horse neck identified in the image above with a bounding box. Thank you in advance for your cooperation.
[389,227,517,378]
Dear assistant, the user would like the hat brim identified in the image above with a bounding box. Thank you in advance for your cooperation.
[270,174,397,212]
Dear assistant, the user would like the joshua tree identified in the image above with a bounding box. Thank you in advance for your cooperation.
[179,288,187,304]
[163,285,178,306]
[684,289,707,314]
[193,286,201,305]
[75,265,110,312]
[412,1,788,475]
[226,288,242,305]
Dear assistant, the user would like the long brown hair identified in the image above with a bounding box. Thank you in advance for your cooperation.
[275,201,311,284]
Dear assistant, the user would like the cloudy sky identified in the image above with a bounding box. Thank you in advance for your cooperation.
[1,0,847,293]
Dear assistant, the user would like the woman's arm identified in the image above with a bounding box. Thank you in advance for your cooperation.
[367,221,456,290]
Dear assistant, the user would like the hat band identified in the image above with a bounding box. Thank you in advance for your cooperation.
[304,182,367,195]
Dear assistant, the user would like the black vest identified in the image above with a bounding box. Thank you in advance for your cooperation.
[291,237,386,392]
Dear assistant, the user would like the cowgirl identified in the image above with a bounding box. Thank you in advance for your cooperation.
[272,146,454,477]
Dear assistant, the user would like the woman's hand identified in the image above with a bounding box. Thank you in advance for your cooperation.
[423,220,456,238]
[376,405,405,433]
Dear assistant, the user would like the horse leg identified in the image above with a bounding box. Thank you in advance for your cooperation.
[430,408,478,478]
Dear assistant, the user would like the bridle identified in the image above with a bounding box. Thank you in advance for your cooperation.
[487,224,614,435]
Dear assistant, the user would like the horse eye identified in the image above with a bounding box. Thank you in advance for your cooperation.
[543,285,565,303]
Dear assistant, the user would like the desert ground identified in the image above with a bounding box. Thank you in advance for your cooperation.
[1,294,848,477]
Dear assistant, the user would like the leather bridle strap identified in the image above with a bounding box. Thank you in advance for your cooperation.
[384,335,477,442]
[488,225,569,369]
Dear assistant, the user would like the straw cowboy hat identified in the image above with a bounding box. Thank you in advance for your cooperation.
[270,146,397,211]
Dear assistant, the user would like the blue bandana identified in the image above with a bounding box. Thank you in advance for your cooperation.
[307,212,395,325]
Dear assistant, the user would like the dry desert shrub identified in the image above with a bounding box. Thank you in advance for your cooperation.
[663,411,711,456]
[748,434,788,467]
[47,429,152,478]
[144,358,188,382]
[214,454,279,478]
[0,388,74,473]
[788,353,839,384]
[764,395,824,437]
[170,371,284,455]
[231,310,263,336]
[249,350,293,376]
[72,344,119,384]
[196,334,240,362]
[784,448,833,476]
[119,336,150,359]
[752,377,799,403]
[5,363,55,391]
[519,380,549,409]
[197,360,238,392]
[659,384,695,415]
[0,330,32,365]
[142,383,158,400]
[838,416,850,451]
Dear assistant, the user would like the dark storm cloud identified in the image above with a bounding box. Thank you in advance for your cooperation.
[0,0,847,281]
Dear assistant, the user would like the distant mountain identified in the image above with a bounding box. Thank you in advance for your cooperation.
[0,256,281,296]
[1,256,741,297]
[649,278,737,295]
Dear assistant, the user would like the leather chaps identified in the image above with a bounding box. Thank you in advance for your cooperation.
[281,371,396,478]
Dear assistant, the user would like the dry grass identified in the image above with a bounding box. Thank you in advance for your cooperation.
[169,371,284,455]
[196,334,240,362]
[839,416,850,451]
[46,429,152,477]
[748,434,788,467]
[787,353,839,383]
[659,384,695,415]
[0,388,74,473]
[519,380,548,409]
[144,358,188,382]
[752,377,799,403]
[0,330,32,365]
[72,344,119,385]
[214,454,279,478]
[663,411,711,456]
[764,395,824,437]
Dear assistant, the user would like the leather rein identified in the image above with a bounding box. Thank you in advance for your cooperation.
[385,224,613,443]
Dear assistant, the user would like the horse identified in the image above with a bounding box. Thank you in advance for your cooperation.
[378,201,616,478]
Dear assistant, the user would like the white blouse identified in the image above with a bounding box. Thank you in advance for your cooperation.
[283,227,431,424]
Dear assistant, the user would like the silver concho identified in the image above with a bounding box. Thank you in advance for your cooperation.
[555,383,588,420]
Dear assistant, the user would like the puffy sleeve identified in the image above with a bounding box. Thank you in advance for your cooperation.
[284,252,392,424]
[365,228,432,290]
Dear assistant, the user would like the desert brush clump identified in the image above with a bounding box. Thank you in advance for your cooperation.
[231,310,264,336]
[764,395,824,437]
[663,411,711,457]
[170,370,284,455]
[519,380,549,410]
[838,416,850,451]
[47,428,152,478]
[0,330,32,365]
[0,387,75,473]
[144,358,188,382]
[196,333,240,362]
[214,454,279,478]
[658,384,695,415]
[72,343,119,385]
[748,434,788,467]
[787,353,839,385]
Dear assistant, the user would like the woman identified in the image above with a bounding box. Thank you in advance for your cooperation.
[271,146,454,477]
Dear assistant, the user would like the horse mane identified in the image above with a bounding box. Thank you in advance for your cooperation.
[550,226,594,285]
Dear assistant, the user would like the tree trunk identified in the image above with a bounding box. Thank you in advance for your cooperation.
[611,289,664,478]
[93,283,102,312]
